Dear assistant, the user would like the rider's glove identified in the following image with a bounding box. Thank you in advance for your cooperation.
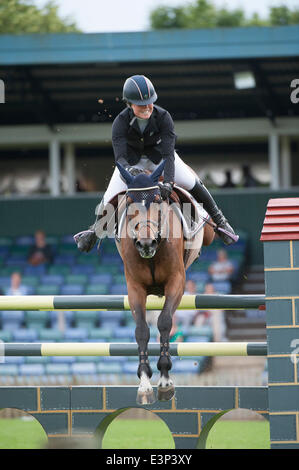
[159,182,173,200]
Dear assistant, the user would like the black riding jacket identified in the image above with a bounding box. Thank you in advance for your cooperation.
[111,105,176,183]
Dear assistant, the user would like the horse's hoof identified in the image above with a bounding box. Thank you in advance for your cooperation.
[157,385,175,402]
[136,390,156,405]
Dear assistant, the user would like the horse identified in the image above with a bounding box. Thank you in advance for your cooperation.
[113,160,215,405]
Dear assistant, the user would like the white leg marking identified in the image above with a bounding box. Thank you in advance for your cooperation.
[138,371,153,393]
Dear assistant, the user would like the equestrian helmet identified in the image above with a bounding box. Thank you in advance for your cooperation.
[123,75,157,105]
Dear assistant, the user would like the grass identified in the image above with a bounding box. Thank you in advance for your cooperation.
[0,417,270,449]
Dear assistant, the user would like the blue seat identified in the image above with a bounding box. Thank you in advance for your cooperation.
[40,274,64,285]
[97,362,122,374]
[60,235,76,244]
[109,284,127,295]
[19,364,45,376]
[64,327,88,341]
[1,311,24,330]
[122,362,139,374]
[89,274,112,285]
[187,271,209,283]
[13,328,38,342]
[24,265,46,276]
[4,356,25,364]
[71,265,95,275]
[0,364,19,375]
[15,235,35,246]
[212,281,231,294]
[113,326,135,339]
[71,362,97,375]
[45,363,71,375]
[5,257,27,267]
[54,255,76,265]
[51,356,76,364]
[60,285,84,295]
[0,276,12,287]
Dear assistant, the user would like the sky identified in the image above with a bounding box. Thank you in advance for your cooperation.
[33,0,299,33]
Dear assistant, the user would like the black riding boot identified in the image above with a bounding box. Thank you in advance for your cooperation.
[74,200,105,253]
[189,180,237,245]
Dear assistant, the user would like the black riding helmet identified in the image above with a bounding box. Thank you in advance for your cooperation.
[123,75,158,105]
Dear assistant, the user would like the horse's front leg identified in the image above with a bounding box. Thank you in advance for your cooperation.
[157,276,184,401]
[127,283,155,405]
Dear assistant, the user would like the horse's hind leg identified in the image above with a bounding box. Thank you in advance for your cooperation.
[128,284,156,405]
[157,278,184,401]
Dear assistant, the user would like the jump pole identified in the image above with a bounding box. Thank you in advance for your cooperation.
[0,341,267,357]
[0,293,265,311]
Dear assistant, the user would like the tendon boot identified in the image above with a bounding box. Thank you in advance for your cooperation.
[189,180,238,245]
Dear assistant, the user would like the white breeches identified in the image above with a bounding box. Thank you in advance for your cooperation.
[103,152,197,205]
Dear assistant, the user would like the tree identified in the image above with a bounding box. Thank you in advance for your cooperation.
[149,0,299,30]
[0,0,81,34]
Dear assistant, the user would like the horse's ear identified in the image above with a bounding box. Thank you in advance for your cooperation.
[116,162,133,185]
[150,160,166,183]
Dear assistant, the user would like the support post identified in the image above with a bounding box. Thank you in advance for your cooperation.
[281,136,291,189]
[49,139,60,196]
[64,143,76,195]
[268,132,280,190]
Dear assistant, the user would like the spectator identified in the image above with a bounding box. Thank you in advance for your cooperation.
[5,272,28,296]
[27,230,53,266]
[192,283,227,341]
[208,249,234,282]
[242,164,259,188]
[221,170,236,189]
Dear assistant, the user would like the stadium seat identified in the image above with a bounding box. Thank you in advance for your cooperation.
[109,284,127,295]
[54,254,76,265]
[19,364,45,376]
[25,311,49,330]
[71,362,97,375]
[13,328,38,342]
[89,274,112,285]
[212,281,231,294]
[64,327,88,341]
[122,361,140,374]
[40,274,64,285]
[0,364,19,376]
[73,310,99,329]
[97,362,122,374]
[51,356,76,364]
[71,265,94,275]
[0,276,12,287]
[60,285,84,295]
[0,330,13,342]
[172,359,200,374]
[85,285,109,295]
[24,265,46,276]
[88,328,112,341]
[48,265,70,276]
[45,363,71,375]
[1,311,24,330]
[39,328,64,342]
[14,235,34,246]
[65,274,88,285]
[113,326,135,339]
[36,285,60,295]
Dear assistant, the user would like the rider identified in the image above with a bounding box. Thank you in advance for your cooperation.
[75,75,236,252]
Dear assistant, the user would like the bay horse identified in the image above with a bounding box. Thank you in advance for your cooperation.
[114,161,215,405]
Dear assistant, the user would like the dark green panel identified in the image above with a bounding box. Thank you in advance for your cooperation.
[265,270,299,297]
[156,412,198,434]
[0,387,37,411]
[33,412,69,435]
[40,387,70,411]
[267,328,299,355]
[268,358,294,383]
[173,436,198,450]
[238,387,268,411]
[105,386,172,410]
[175,386,235,410]
[266,299,293,326]
[72,412,108,434]
[71,387,103,410]
[271,443,299,449]
[263,241,290,268]
[269,415,297,441]
[269,385,299,412]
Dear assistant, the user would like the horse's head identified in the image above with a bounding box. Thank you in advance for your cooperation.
[116,161,167,258]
